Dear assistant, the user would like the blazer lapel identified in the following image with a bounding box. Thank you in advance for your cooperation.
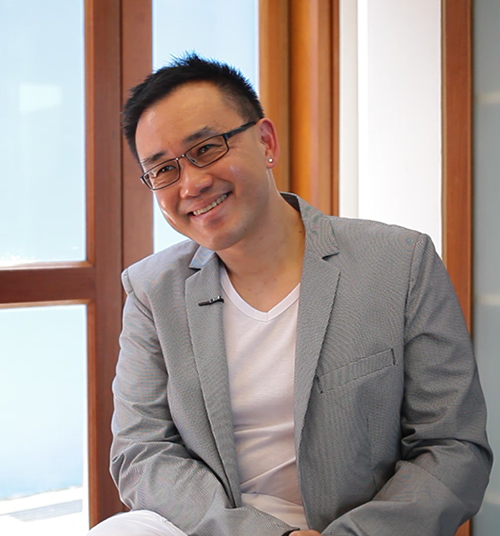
[293,198,340,450]
[185,251,241,506]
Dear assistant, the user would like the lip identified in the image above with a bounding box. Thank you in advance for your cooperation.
[189,193,229,217]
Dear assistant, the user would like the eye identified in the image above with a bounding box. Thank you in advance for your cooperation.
[157,163,176,174]
[196,143,217,156]
[150,161,176,178]
[192,138,225,160]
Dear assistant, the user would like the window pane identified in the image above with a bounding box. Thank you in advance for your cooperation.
[473,1,500,533]
[152,0,259,252]
[0,304,88,534]
[0,1,85,266]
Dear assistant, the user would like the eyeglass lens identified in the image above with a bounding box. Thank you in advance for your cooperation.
[144,134,229,190]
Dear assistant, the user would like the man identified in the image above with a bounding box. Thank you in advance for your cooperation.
[89,55,492,536]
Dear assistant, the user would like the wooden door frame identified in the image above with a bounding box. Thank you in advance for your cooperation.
[442,1,473,536]
[442,0,473,331]
[259,0,340,215]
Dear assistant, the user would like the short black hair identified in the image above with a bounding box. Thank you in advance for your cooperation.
[122,53,265,162]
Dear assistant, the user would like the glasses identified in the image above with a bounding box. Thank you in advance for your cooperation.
[140,121,257,190]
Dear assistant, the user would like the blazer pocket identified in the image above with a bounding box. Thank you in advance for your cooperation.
[316,348,395,392]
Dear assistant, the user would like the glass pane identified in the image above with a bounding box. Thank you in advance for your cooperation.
[472,1,500,533]
[0,305,88,535]
[0,1,85,266]
[152,0,259,252]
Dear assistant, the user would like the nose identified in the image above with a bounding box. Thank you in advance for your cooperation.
[178,159,214,198]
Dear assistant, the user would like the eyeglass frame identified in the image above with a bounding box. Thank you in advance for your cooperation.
[139,120,257,191]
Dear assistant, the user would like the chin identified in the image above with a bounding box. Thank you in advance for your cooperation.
[195,232,241,253]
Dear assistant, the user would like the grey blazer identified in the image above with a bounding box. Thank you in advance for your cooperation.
[111,194,492,536]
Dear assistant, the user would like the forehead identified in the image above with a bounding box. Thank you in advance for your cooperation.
[135,82,243,160]
[144,83,244,134]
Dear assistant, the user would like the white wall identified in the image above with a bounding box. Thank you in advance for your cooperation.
[340,0,442,254]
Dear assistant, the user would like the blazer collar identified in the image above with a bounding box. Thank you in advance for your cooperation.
[283,193,339,260]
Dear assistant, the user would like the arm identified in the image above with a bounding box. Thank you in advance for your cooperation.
[322,234,492,535]
[110,269,294,536]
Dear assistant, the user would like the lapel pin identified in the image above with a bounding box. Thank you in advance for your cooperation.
[198,296,225,306]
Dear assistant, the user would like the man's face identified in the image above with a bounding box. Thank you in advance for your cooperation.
[135,82,278,253]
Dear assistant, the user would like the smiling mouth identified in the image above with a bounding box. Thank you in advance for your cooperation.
[191,194,228,216]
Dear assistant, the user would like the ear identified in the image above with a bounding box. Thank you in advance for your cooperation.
[256,118,280,167]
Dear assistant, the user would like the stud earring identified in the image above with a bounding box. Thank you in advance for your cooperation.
[268,158,274,163]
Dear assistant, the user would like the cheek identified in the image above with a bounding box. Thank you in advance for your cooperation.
[224,161,263,192]
[224,162,245,179]
[155,192,178,221]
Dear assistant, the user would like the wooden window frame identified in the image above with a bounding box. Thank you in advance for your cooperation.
[86,0,153,525]
[0,0,153,527]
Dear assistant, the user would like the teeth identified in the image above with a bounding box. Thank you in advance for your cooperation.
[193,194,228,216]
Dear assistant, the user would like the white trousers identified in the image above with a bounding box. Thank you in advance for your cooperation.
[87,510,188,536]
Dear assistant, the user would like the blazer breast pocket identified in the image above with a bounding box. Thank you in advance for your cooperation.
[316,348,395,392]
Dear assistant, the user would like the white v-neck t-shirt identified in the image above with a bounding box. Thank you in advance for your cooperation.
[220,267,308,530]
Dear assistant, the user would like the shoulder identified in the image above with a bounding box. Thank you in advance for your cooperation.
[291,192,425,256]
[122,238,199,297]
[331,215,424,251]
[330,217,439,281]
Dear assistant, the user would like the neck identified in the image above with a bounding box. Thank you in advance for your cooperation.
[217,193,305,312]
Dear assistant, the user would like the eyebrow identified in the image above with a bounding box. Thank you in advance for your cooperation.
[140,151,168,169]
[140,124,222,170]
[183,125,220,145]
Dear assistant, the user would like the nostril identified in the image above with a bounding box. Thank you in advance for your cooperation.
[179,169,214,199]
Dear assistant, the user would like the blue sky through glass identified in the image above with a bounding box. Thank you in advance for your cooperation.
[0,1,85,266]
[0,305,87,499]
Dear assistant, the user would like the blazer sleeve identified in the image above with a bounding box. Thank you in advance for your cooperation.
[322,234,493,536]
[110,268,294,536]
